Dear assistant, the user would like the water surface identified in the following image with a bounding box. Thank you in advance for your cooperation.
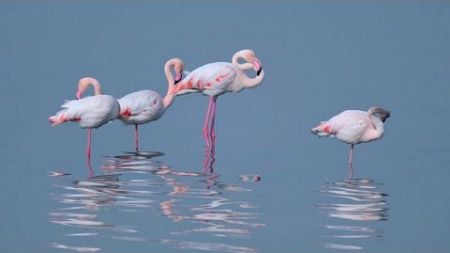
[1,1,450,252]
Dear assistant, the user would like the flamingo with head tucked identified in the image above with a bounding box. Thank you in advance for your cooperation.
[170,49,264,165]
[311,106,391,178]
[49,77,120,165]
[117,58,184,152]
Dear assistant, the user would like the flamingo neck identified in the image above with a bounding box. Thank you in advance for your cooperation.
[93,83,102,95]
[163,60,177,109]
[244,68,264,88]
[367,115,385,140]
[231,52,265,89]
[163,94,175,109]
[78,77,103,98]
[232,54,254,70]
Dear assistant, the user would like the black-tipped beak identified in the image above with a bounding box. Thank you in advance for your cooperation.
[174,73,182,85]
[256,67,262,76]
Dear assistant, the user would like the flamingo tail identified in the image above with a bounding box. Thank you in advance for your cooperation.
[48,112,66,126]
[170,80,200,96]
[311,121,332,137]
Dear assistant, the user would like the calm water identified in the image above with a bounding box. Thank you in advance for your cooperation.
[1,1,450,252]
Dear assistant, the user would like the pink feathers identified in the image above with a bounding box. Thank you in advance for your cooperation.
[312,107,390,178]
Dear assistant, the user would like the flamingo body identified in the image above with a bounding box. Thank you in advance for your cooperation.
[311,107,390,178]
[118,90,164,125]
[49,77,119,174]
[117,58,184,152]
[173,62,238,97]
[169,49,264,172]
[49,94,120,128]
[312,110,384,145]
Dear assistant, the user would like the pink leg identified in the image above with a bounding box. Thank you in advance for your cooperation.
[348,144,354,179]
[86,128,92,160]
[134,124,140,153]
[203,97,214,141]
[86,128,93,177]
[203,96,218,173]
[86,156,94,178]
[209,97,217,156]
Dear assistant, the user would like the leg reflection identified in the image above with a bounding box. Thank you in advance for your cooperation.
[317,178,389,250]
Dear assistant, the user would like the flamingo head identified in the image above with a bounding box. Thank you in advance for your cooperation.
[174,59,184,84]
[76,89,83,100]
[369,107,391,123]
[165,58,184,85]
[233,49,263,76]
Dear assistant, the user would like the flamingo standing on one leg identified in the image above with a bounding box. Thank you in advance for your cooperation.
[169,49,265,171]
[311,107,390,179]
[117,58,184,152]
[49,77,120,174]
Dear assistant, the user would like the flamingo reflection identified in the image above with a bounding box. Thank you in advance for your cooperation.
[50,150,263,253]
[316,178,389,250]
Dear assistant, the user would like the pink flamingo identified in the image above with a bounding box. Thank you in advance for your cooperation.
[117,58,184,152]
[170,49,264,170]
[311,107,390,178]
[49,77,120,169]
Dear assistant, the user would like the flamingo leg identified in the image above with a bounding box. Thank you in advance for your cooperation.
[203,97,214,141]
[86,156,94,178]
[134,124,140,153]
[86,128,93,177]
[348,144,354,179]
[203,96,217,173]
[86,128,92,160]
[209,96,217,157]
[202,97,213,172]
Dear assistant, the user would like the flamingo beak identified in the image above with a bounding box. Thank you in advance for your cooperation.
[256,66,263,76]
[174,72,182,85]
[253,59,263,76]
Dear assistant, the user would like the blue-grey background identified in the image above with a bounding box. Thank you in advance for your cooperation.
[1,1,450,252]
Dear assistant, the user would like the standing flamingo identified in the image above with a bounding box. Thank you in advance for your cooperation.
[170,49,264,171]
[49,77,120,172]
[117,58,184,152]
[311,107,390,178]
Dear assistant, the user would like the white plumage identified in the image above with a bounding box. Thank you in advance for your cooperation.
[50,95,120,128]
[118,90,164,125]
[174,62,238,97]
[311,107,390,178]
[49,77,120,168]
[117,58,184,152]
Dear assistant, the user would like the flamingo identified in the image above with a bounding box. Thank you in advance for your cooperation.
[169,49,264,169]
[49,77,120,168]
[117,58,184,152]
[311,107,390,178]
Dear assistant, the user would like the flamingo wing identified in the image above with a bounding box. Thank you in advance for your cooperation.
[174,62,237,97]
[118,90,164,124]
[328,110,370,144]
[50,95,119,128]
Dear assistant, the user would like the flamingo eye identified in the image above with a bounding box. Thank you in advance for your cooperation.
[151,99,157,106]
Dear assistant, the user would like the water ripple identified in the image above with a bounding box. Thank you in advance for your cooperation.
[161,239,257,253]
[50,151,263,253]
[49,243,101,253]
[317,178,388,251]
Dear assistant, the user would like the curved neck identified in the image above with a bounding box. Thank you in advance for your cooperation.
[232,54,253,70]
[232,52,265,88]
[163,60,177,109]
[78,77,102,98]
[92,83,102,95]
[241,68,265,88]
[368,114,385,139]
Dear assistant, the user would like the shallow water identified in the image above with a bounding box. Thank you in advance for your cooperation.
[1,1,450,252]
